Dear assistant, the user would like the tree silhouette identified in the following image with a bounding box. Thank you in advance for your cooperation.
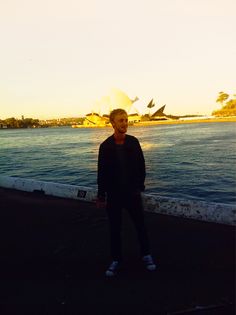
[216,92,229,106]
[213,91,236,116]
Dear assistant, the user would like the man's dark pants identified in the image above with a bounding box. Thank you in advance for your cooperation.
[106,191,150,262]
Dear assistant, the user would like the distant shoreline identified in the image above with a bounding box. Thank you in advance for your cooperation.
[132,116,236,127]
[1,117,235,130]
[71,116,236,128]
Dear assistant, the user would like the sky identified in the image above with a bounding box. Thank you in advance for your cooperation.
[0,0,235,119]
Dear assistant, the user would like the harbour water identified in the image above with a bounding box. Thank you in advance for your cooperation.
[1,122,236,205]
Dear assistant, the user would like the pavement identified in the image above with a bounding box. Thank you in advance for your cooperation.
[0,187,235,315]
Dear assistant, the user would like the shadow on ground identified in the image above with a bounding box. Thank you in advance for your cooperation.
[0,188,235,314]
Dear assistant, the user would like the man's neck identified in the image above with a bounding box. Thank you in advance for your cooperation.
[114,132,126,144]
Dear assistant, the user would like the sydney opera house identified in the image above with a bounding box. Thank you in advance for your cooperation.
[74,88,169,127]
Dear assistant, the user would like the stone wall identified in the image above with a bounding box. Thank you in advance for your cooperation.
[0,176,235,226]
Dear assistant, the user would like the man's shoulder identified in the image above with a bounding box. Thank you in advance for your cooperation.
[100,134,140,147]
[100,135,114,147]
[125,134,139,144]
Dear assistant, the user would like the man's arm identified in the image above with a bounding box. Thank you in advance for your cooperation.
[137,139,146,191]
[97,144,107,202]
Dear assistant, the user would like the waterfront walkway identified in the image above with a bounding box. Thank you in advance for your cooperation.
[0,188,235,314]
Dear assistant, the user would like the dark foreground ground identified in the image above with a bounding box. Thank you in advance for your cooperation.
[0,188,235,315]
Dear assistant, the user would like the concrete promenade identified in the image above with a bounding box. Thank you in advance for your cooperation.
[0,187,235,314]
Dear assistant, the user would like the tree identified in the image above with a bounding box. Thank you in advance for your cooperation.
[225,99,236,109]
[213,92,236,117]
[5,117,19,128]
[216,92,229,106]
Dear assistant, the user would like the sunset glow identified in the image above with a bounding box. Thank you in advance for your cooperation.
[0,0,235,119]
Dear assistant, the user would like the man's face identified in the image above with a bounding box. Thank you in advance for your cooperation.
[112,113,128,134]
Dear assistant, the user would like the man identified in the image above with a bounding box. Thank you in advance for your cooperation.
[97,108,156,277]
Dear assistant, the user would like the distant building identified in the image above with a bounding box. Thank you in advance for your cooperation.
[150,105,169,120]
[128,113,141,124]
[83,113,109,126]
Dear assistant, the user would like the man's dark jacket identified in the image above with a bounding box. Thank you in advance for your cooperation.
[97,134,146,201]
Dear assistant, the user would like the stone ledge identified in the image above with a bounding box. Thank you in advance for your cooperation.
[0,176,235,226]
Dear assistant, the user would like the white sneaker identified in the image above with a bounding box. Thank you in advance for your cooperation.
[142,255,156,271]
[105,261,120,277]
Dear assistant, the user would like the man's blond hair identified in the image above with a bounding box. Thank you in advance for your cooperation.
[109,108,128,123]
